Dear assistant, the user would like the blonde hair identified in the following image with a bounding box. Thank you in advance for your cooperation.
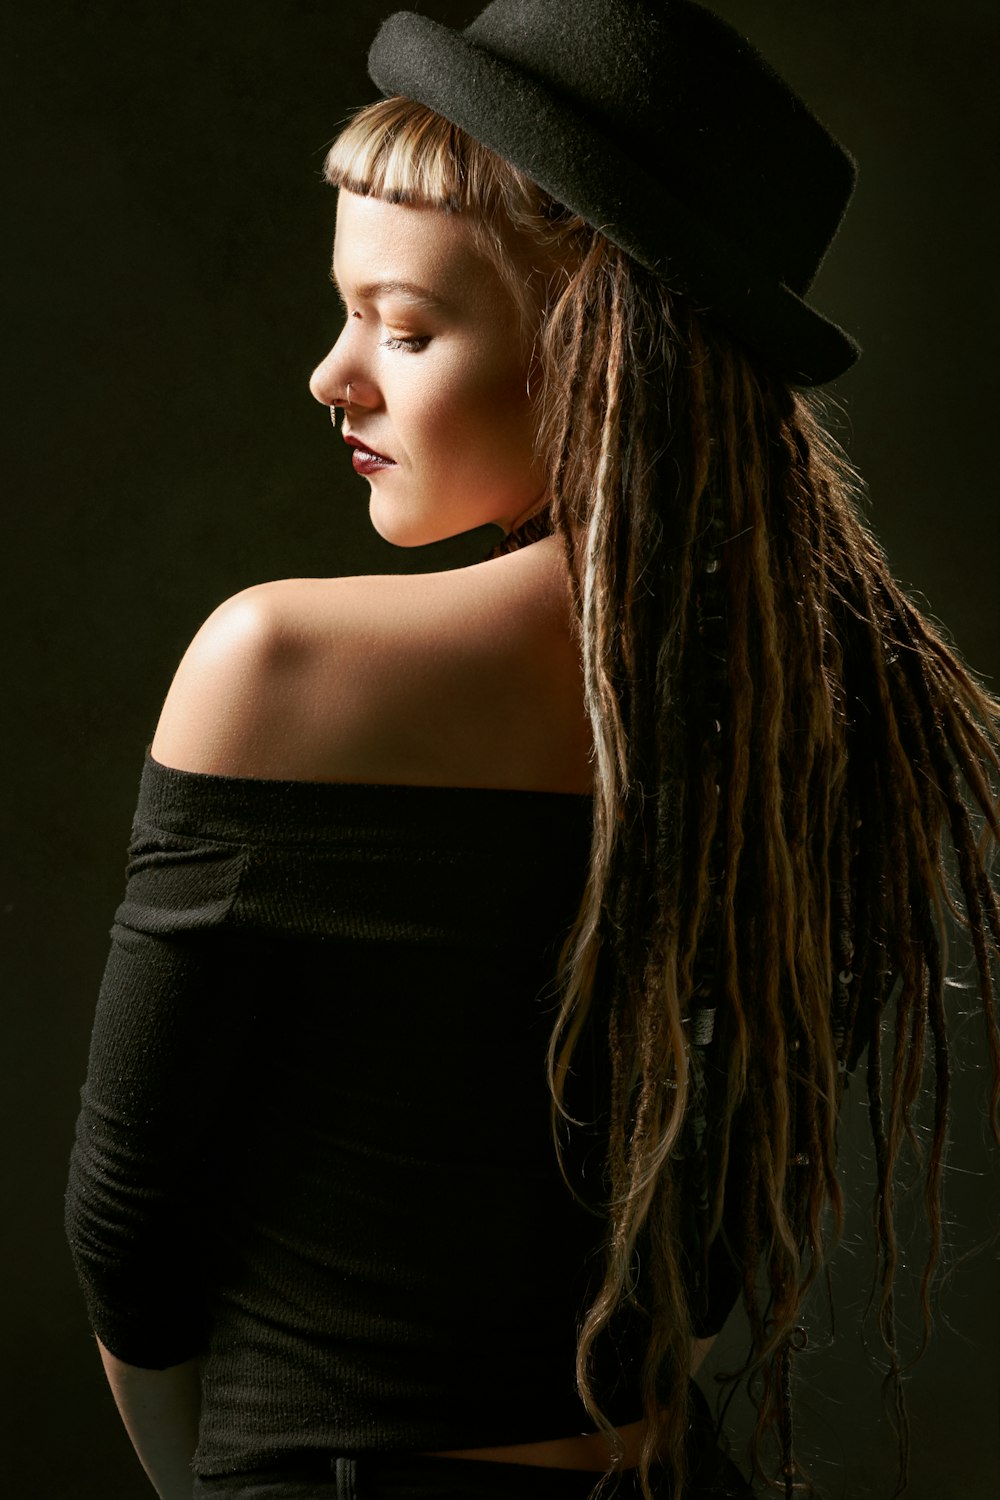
[326,95,580,323]
[324,98,1000,1499]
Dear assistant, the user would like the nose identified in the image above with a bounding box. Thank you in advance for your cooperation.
[309,339,347,407]
[309,332,379,411]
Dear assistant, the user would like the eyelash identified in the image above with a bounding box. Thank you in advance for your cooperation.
[380,334,431,353]
[337,304,430,354]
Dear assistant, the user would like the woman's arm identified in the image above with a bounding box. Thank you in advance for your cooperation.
[690,1335,716,1375]
[96,1338,202,1500]
[65,776,254,1493]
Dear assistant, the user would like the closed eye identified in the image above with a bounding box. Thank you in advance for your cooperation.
[381,334,431,353]
[333,290,429,353]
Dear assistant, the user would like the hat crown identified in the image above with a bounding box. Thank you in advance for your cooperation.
[468,0,660,126]
[367,0,862,382]
[465,0,853,295]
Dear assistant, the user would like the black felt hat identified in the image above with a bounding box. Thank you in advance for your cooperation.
[367,0,860,386]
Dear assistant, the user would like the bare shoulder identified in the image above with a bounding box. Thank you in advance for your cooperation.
[150,537,592,792]
[149,579,320,778]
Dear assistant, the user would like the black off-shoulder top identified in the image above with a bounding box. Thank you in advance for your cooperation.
[64,753,738,1477]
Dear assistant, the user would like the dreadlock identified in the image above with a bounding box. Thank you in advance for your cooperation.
[538,238,1000,1498]
[324,97,1000,1500]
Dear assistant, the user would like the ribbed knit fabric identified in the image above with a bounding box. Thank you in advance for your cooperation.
[65,753,739,1477]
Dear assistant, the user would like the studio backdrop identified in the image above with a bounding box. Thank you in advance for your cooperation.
[3,3,998,1497]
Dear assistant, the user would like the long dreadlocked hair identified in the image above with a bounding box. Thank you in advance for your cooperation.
[324,98,1000,1498]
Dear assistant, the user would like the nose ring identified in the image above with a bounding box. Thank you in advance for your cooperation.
[330,382,352,423]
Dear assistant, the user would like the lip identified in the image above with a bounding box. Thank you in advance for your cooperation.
[343,433,396,464]
[351,449,396,477]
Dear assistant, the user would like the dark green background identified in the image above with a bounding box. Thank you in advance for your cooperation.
[3,3,997,1496]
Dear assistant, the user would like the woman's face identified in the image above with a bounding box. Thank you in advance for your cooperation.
[310,190,547,548]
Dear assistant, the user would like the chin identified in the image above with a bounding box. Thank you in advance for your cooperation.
[368,498,497,551]
[369,511,449,550]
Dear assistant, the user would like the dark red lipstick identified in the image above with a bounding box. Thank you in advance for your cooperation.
[344,434,397,475]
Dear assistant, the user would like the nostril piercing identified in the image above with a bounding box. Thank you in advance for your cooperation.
[329,382,352,422]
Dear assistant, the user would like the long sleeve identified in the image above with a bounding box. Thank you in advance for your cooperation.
[64,753,686,1474]
[65,820,252,1368]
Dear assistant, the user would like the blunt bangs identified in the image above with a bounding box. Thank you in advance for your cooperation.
[324,96,534,219]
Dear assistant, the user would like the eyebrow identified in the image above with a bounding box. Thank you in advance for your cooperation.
[330,273,448,309]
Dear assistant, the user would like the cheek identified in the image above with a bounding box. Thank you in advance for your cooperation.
[418,344,532,465]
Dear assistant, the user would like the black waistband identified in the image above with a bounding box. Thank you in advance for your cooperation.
[194,1452,630,1498]
[192,1388,753,1499]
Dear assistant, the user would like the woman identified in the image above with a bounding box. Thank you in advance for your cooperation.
[65,3,1000,1499]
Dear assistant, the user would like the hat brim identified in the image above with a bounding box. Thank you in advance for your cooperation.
[368,13,859,386]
